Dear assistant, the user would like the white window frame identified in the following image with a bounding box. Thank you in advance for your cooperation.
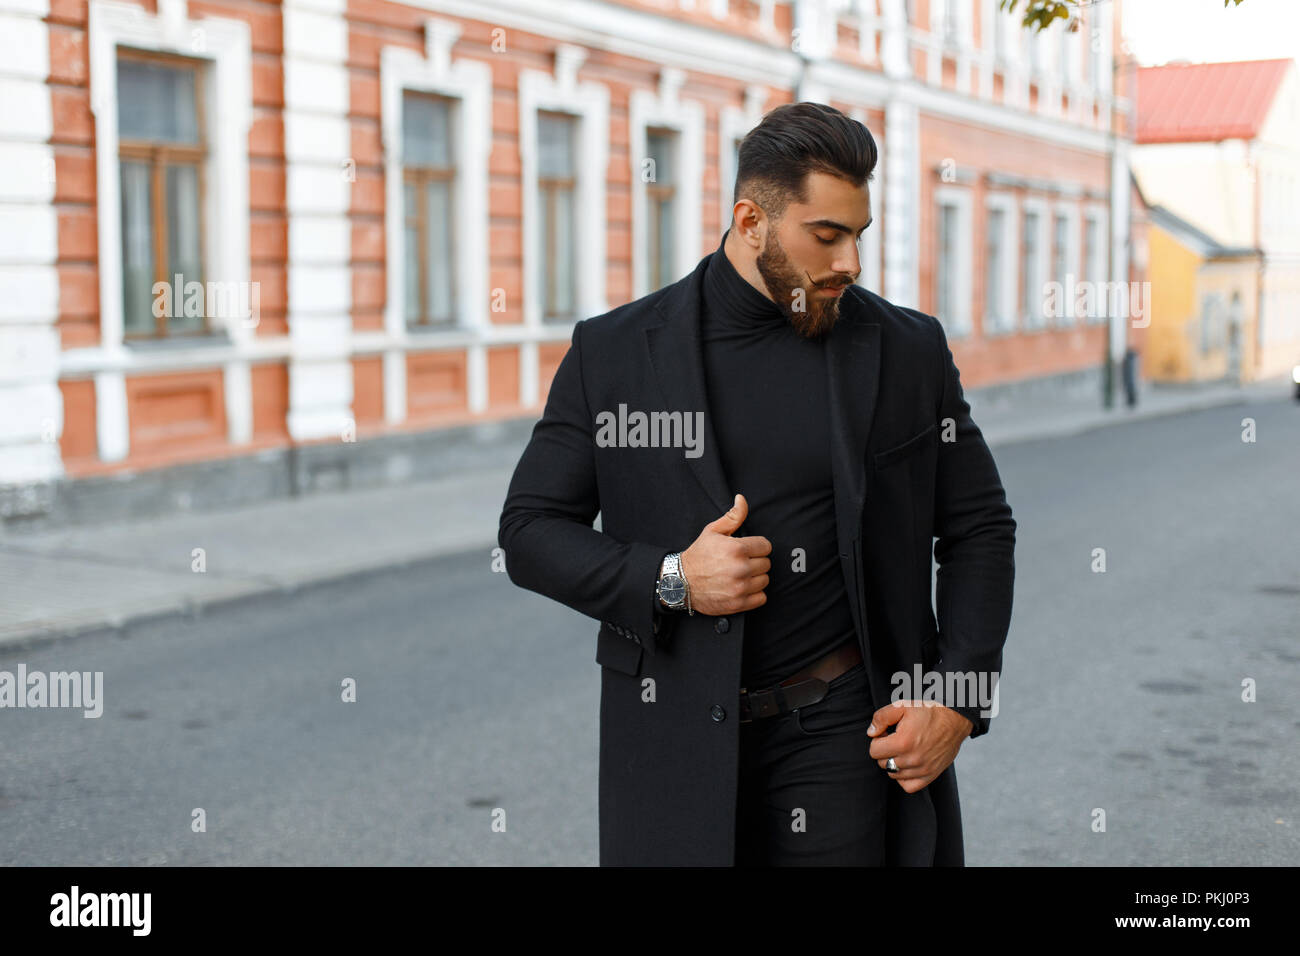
[1050,200,1080,327]
[1020,195,1050,330]
[1083,203,1109,325]
[380,21,491,339]
[983,191,1018,336]
[933,185,973,338]
[519,45,609,330]
[379,19,490,424]
[718,84,765,237]
[630,70,703,298]
[87,0,251,461]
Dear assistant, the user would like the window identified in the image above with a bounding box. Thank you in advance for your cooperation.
[1052,212,1070,325]
[645,128,678,291]
[116,50,206,339]
[1084,208,1108,324]
[402,91,456,327]
[537,111,577,322]
[1200,292,1224,355]
[985,206,1005,327]
[1021,205,1047,328]
[937,202,957,322]
[934,187,972,336]
[940,0,960,45]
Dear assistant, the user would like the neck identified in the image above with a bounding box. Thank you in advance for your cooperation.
[723,227,776,305]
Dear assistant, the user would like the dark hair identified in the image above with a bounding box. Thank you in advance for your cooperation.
[732,102,878,224]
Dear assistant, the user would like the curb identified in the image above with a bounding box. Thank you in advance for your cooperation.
[5,382,1289,653]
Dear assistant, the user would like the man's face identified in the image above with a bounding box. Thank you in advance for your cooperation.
[754,171,872,339]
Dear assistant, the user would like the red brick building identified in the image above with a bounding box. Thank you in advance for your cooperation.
[0,0,1141,506]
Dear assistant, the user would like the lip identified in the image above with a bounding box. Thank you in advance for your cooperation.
[817,285,847,296]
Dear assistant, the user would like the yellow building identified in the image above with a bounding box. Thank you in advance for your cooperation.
[1145,205,1261,383]
[1135,58,1300,383]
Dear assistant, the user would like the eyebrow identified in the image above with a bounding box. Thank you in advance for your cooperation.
[805,217,873,235]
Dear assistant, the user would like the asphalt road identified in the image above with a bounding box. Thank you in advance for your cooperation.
[1,393,1297,865]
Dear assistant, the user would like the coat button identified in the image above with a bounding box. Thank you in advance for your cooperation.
[714,617,729,634]
[710,704,726,722]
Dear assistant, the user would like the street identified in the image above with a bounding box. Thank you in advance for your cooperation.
[1,393,1296,865]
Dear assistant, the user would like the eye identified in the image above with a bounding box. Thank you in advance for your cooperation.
[816,235,836,245]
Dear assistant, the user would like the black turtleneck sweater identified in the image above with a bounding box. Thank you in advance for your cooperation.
[687,229,858,690]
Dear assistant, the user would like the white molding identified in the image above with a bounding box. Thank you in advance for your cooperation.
[1083,202,1109,325]
[933,184,972,337]
[718,84,766,235]
[380,21,492,422]
[282,0,351,441]
[878,0,910,79]
[468,343,487,411]
[809,55,1111,153]
[0,0,62,485]
[56,324,581,377]
[519,341,538,409]
[94,370,128,462]
[1019,195,1050,330]
[395,0,803,89]
[87,0,253,460]
[1109,138,1130,359]
[629,69,704,298]
[884,96,919,307]
[982,190,1017,336]
[852,0,882,66]
[1050,199,1081,327]
[518,45,610,382]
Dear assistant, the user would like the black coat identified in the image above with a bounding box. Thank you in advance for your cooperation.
[498,247,1016,866]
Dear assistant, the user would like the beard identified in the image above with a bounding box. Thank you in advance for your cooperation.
[754,230,850,340]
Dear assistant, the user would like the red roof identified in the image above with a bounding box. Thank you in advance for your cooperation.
[1136,58,1293,144]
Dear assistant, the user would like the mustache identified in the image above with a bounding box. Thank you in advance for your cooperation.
[805,272,856,290]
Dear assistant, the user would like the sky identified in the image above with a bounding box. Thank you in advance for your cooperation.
[1119,0,1300,66]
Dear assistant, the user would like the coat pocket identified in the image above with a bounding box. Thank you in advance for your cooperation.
[873,421,938,468]
[596,623,643,676]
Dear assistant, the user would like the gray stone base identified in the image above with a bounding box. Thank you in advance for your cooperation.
[966,363,1111,412]
[0,416,538,536]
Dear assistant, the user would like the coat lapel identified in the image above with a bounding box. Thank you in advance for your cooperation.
[645,253,733,517]
[645,243,882,549]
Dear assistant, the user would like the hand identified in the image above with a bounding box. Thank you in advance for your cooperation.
[866,701,972,794]
[679,494,771,616]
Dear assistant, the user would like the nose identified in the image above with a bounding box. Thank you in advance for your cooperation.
[831,248,860,285]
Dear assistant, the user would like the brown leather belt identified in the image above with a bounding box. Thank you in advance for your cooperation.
[738,640,863,723]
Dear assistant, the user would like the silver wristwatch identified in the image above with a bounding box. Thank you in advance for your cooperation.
[656,552,692,614]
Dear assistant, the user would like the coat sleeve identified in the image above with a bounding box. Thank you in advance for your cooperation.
[929,317,1016,739]
[497,319,680,656]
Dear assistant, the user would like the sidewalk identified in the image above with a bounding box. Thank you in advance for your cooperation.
[1,374,1291,648]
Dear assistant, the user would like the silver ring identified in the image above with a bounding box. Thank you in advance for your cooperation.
[885,757,899,773]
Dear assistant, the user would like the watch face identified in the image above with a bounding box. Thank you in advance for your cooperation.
[658,574,685,603]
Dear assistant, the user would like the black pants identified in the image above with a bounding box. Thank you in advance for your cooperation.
[734,660,891,866]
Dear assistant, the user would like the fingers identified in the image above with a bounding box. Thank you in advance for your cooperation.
[736,535,772,557]
[866,700,907,737]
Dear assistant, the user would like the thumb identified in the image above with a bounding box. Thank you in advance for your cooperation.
[703,493,747,536]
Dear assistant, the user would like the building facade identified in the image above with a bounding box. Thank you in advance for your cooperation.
[1144,204,1261,384]
[1132,57,1300,383]
[0,0,1140,516]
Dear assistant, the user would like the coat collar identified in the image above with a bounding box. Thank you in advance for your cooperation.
[644,240,882,548]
